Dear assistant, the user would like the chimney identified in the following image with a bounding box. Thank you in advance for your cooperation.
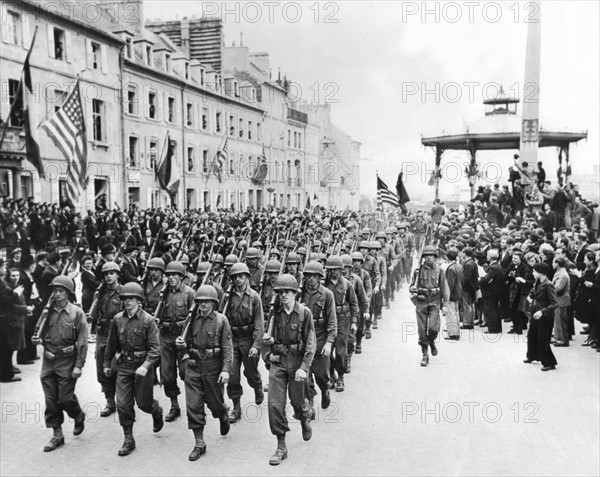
[250,52,270,76]
[181,17,190,55]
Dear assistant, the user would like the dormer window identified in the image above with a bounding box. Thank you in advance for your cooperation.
[145,45,152,66]
[124,35,133,59]
[200,68,205,86]
[165,53,171,72]
[184,62,190,80]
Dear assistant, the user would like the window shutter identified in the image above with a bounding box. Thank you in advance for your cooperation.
[47,25,55,57]
[87,99,94,141]
[65,30,72,63]
[157,91,163,121]
[101,44,108,74]
[22,15,31,49]
[85,39,93,69]
[104,102,111,144]
[143,86,149,118]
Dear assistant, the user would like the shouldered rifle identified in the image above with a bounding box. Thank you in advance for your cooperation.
[296,238,311,300]
[257,243,273,296]
[176,300,200,351]
[263,248,288,345]
[175,220,197,261]
[141,228,162,288]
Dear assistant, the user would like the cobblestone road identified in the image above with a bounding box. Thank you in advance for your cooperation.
[2,287,599,476]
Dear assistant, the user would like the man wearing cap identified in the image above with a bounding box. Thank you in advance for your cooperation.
[159,261,195,422]
[409,245,450,367]
[120,246,140,285]
[89,262,123,417]
[224,262,264,423]
[175,285,233,461]
[104,283,163,456]
[95,244,116,282]
[35,276,88,452]
[263,274,316,466]
[479,249,504,334]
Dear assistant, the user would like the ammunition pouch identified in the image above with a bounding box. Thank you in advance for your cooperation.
[272,343,305,356]
[118,350,147,364]
[44,345,75,360]
[230,324,253,336]
[188,347,222,362]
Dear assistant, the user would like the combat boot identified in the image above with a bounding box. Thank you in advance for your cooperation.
[321,389,331,409]
[152,406,164,433]
[228,398,242,423]
[100,393,116,417]
[345,354,352,373]
[335,375,345,392]
[269,435,288,466]
[384,299,390,309]
[219,414,230,436]
[420,346,429,367]
[355,340,362,354]
[365,323,372,339]
[301,418,313,441]
[255,386,265,405]
[430,342,438,356]
[73,412,85,436]
[189,427,207,461]
[165,397,180,422]
[373,316,380,329]
[118,426,136,456]
[43,427,64,452]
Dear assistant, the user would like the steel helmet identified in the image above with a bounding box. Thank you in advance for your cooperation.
[51,275,75,294]
[229,263,250,276]
[265,260,282,273]
[325,255,344,270]
[245,247,260,259]
[370,240,382,250]
[286,252,301,265]
[211,254,224,265]
[284,240,296,249]
[422,245,438,257]
[375,231,387,240]
[102,262,121,274]
[351,251,364,262]
[390,226,398,234]
[252,240,263,248]
[194,285,220,304]
[196,261,211,274]
[147,257,165,271]
[317,253,327,262]
[273,274,299,292]
[224,254,239,267]
[361,227,371,235]
[120,282,144,300]
[308,252,319,261]
[180,253,190,265]
[304,261,325,277]
[358,240,371,250]
[384,227,394,234]
[165,261,187,276]
[237,239,248,249]
[297,247,307,256]
[340,254,353,268]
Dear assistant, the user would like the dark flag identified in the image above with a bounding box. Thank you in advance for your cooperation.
[155,131,180,198]
[396,172,410,214]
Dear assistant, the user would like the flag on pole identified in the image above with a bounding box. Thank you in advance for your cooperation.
[304,195,311,213]
[209,135,228,183]
[376,175,400,208]
[251,146,268,184]
[395,172,410,214]
[155,131,180,198]
[312,193,320,211]
[41,79,87,205]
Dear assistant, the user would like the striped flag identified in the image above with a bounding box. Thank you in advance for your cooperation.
[41,79,87,205]
[212,136,228,182]
[251,146,268,184]
[376,175,400,208]
[155,131,180,198]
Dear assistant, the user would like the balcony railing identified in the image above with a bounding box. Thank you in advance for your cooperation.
[287,108,308,124]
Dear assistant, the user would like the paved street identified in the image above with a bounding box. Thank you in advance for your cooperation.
[1,287,599,476]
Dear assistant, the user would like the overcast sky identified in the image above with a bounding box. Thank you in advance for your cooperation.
[144,1,599,198]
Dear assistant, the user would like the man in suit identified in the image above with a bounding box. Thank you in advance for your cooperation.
[460,247,479,330]
[119,247,140,285]
[574,233,589,272]
[479,249,504,334]
[70,229,89,266]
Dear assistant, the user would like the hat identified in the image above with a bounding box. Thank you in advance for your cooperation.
[533,262,550,276]
[124,246,137,254]
[10,248,22,256]
[101,244,116,255]
[22,256,35,268]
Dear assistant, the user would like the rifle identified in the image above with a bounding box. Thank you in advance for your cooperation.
[296,238,311,300]
[141,229,162,289]
[175,220,197,261]
[263,247,288,345]
[257,242,273,297]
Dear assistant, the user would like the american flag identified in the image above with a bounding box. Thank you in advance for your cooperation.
[213,136,228,182]
[41,80,87,205]
[377,175,400,209]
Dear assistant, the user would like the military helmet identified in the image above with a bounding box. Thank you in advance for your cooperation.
[398,222,410,229]
[102,261,121,274]
[196,261,211,274]
[147,257,165,271]
[252,240,263,248]
[318,253,327,262]
[384,226,394,234]
[273,274,299,292]
[229,263,250,276]
[340,254,353,268]
[51,275,75,294]
[286,252,301,265]
[211,253,224,265]
[284,240,296,249]
[297,247,307,256]
[390,226,398,234]
[361,227,371,235]
[265,260,282,273]
[165,261,187,276]
[325,255,344,270]
[224,254,239,266]
[351,251,364,262]
[304,261,325,277]
[194,285,220,304]
[270,248,281,257]
[120,282,144,300]
[375,231,387,240]
[179,253,190,265]
[245,247,260,259]
[422,245,438,257]
[358,240,371,250]
[370,240,382,250]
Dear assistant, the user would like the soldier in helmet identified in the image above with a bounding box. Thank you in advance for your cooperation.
[89,261,123,417]
[95,244,116,282]
[195,262,224,301]
[285,252,303,285]
[158,261,195,422]
[103,283,163,456]
[176,285,233,461]
[350,251,372,354]
[210,254,225,285]
[179,254,195,287]
[143,257,165,315]
[398,222,416,286]
[220,253,239,291]
[263,274,316,466]
[36,276,88,452]
[377,231,397,308]
[224,262,264,422]
[358,240,380,339]
[245,247,264,291]
[409,245,450,367]
[324,255,359,392]
[369,240,387,329]
[300,261,336,417]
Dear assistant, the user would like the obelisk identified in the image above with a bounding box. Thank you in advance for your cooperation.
[519,2,542,166]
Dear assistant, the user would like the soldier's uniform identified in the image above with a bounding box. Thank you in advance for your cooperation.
[399,227,416,284]
[248,262,264,291]
[371,242,387,328]
[301,282,337,408]
[345,271,369,368]
[379,237,396,306]
[143,276,165,315]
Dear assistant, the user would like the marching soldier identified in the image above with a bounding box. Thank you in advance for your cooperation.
[195,261,224,301]
[398,222,416,285]
[159,261,195,422]
[350,251,373,354]
[176,285,233,461]
[409,245,450,367]
[225,263,265,423]
[103,283,163,456]
[263,274,316,466]
[369,240,387,329]
[324,255,359,392]
[94,244,116,282]
[36,276,88,452]
[245,247,264,291]
[300,261,336,415]
[358,240,380,339]
[179,254,196,287]
[89,262,123,417]
[143,257,166,314]
[285,252,303,285]
[377,231,396,308]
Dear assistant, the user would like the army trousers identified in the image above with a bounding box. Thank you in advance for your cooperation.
[332,315,350,375]
[40,355,84,429]
[95,334,117,395]
[116,361,159,427]
[308,339,330,403]
[416,300,441,348]
[185,358,227,429]
[160,332,186,398]
[227,335,262,401]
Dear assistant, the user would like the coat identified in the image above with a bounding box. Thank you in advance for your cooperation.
[0,280,27,351]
